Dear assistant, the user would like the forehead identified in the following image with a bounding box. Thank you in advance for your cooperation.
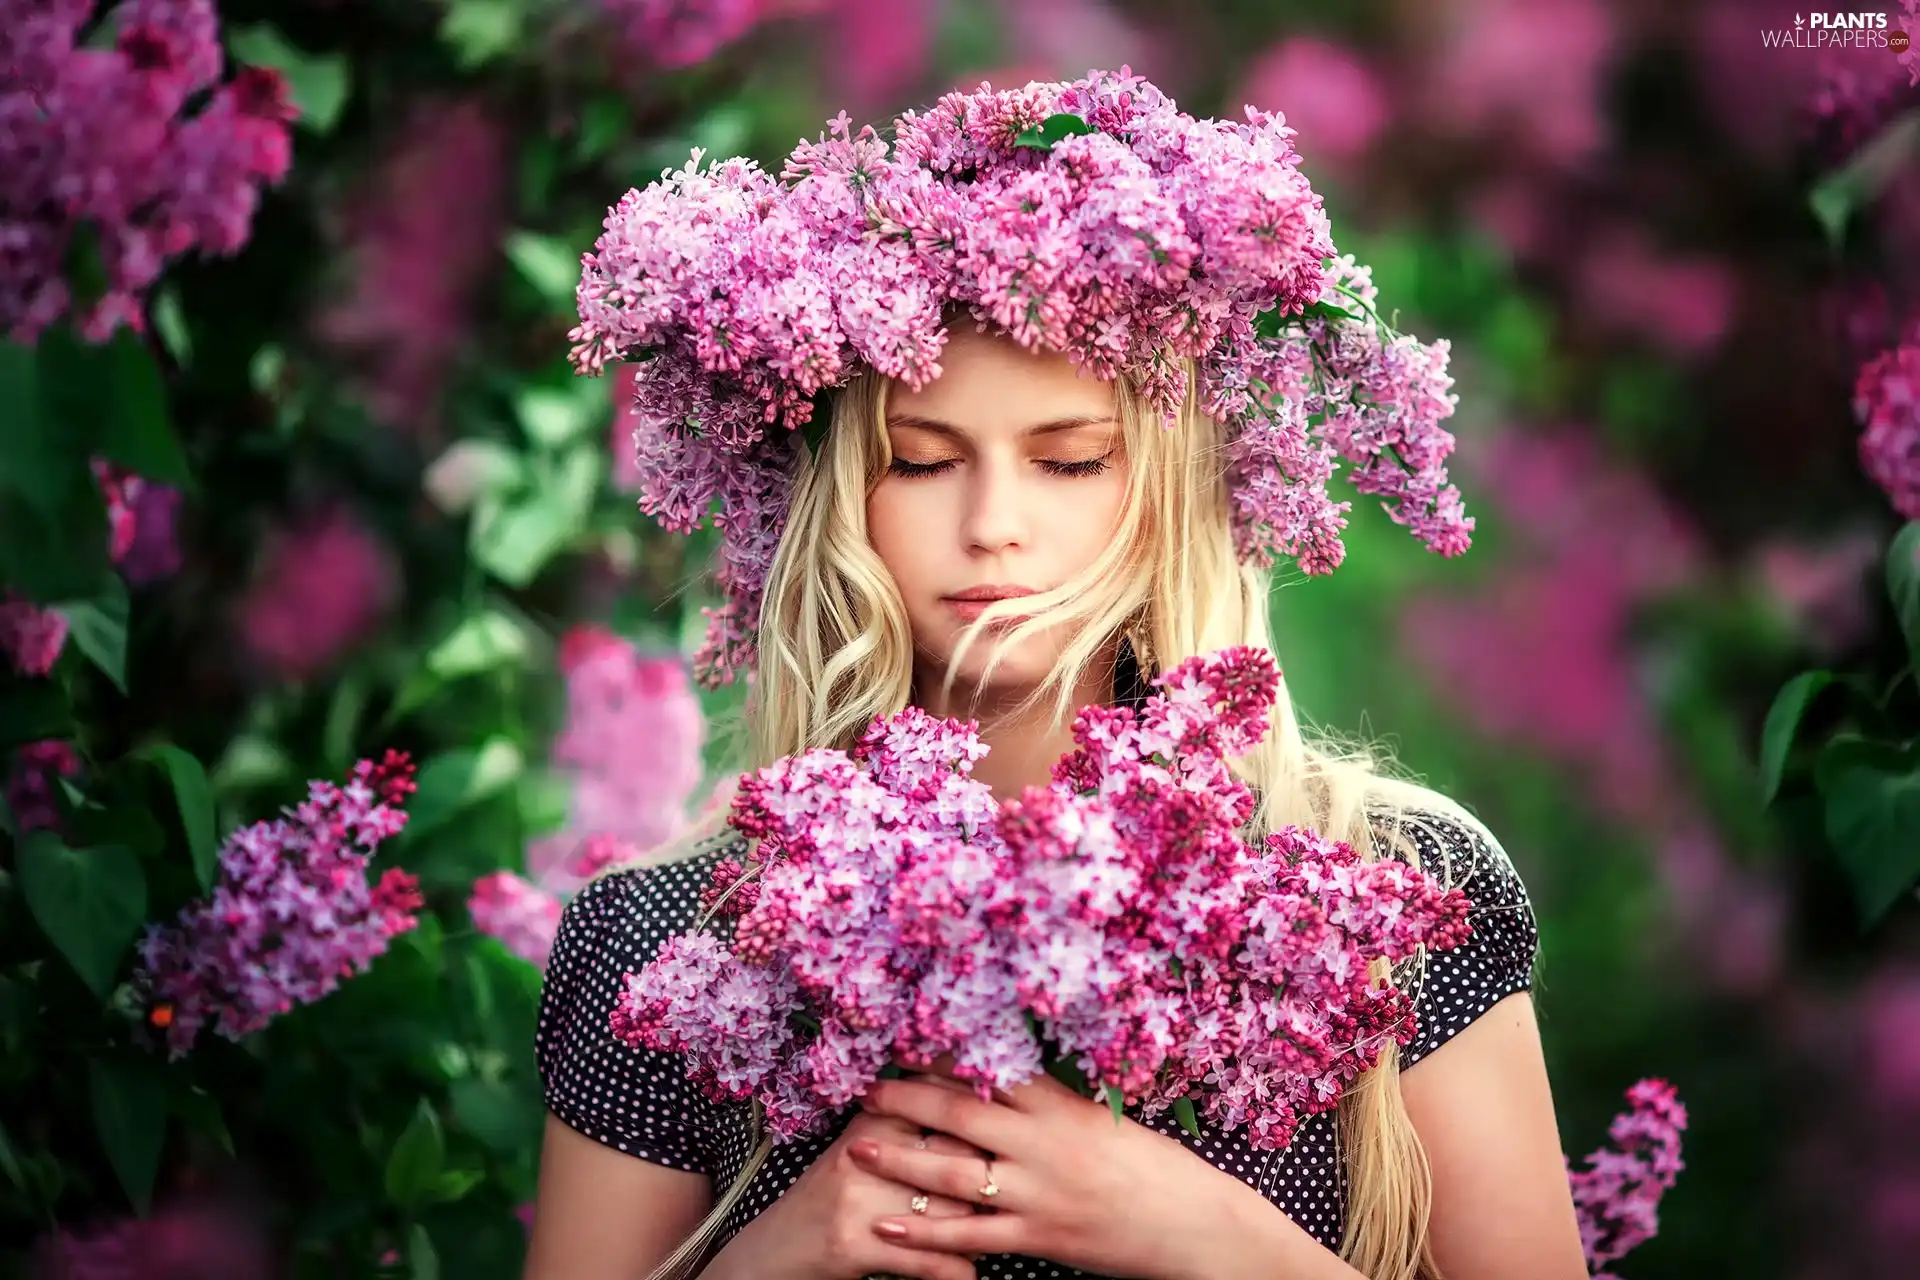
[886,326,1116,431]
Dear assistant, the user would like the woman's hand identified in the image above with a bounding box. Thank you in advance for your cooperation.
[703,1109,984,1280]
[850,1064,1278,1280]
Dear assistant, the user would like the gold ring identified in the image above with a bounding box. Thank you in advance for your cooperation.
[910,1193,931,1215]
[978,1158,999,1201]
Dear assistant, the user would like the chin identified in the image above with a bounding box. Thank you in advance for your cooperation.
[923,631,1070,699]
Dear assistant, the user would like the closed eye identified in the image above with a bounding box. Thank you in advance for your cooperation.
[886,456,1113,478]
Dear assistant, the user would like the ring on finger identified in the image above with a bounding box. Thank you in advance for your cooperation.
[910,1193,931,1215]
[977,1157,999,1203]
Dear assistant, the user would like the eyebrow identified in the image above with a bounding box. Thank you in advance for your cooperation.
[884,412,1118,440]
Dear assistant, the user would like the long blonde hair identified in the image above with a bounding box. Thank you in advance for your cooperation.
[636,350,1485,1280]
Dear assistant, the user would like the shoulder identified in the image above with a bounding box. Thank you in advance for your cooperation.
[1367,803,1541,1068]
[556,832,745,955]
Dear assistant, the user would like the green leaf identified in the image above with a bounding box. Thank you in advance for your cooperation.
[517,386,599,449]
[1816,737,1920,925]
[439,0,525,69]
[471,489,580,588]
[0,681,73,751]
[140,744,220,892]
[226,25,351,134]
[90,1057,166,1214]
[56,575,130,693]
[1102,1081,1126,1123]
[88,330,191,487]
[428,611,531,681]
[405,739,524,842]
[173,1086,235,1157]
[1013,111,1094,150]
[408,1224,440,1280]
[1808,111,1920,249]
[428,1169,486,1203]
[1172,1095,1201,1140]
[1889,523,1920,662]
[384,1101,447,1209]
[450,1075,536,1154]
[504,232,582,313]
[0,1119,28,1191]
[17,833,146,999]
[1759,670,1838,805]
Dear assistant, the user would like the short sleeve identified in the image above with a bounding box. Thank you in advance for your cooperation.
[535,848,732,1173]
[1385,810,1540,1069]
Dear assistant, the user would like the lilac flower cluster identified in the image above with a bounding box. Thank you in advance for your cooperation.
[571,68,1473,686]
[1,0,297,343]
[1853,325,1920,520]
[4,739,81,833]
[613,647,1472,1149]
[469,871,565,969]
[135,753,423,1058]
[1568,1078,1689,1278]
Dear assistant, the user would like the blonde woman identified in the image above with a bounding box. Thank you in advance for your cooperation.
[528,72,1587,1280]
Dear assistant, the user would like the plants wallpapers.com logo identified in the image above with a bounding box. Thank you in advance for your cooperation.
[1762,11,1910,48]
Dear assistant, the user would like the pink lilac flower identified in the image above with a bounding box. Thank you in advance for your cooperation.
[991,0,1146,85]
[1567,1078,1688,1276]
[119,477,183,586]
[1573,230,1736,356]
[1236,37,1390,173]
[615,647,1472,1147]
[1853,329,1920,520]
[135,753,422,1057]
[1752,527,1882,656]
[0,0,296,344]
[469,871,563,967]
[234,505,400,683]
[1905,0,1920,86]
[312,98,509,441]
[574,69,1471,686]
[0,596,69,676]
[5,740,81,833]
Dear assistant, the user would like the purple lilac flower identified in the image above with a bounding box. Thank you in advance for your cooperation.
[1568,1078,1688,1277]
[33,1199,271,1280]
[135,753,423,1058]
[574,69,1472,687]
[5,739,81,833]
[233,504,400,683]
[614,647,1471,1149]
[0,597,70,677]
[0,0,296,343]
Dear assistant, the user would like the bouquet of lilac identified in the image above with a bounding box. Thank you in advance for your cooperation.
[613,647,1473,1151]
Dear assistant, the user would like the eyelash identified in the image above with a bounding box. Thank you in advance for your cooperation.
[887,456,1112,478]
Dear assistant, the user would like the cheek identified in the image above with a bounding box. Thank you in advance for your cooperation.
[867,483,935,595]
[1048,472,1128,565]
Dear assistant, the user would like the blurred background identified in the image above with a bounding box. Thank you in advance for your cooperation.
[3,0,1919,1276]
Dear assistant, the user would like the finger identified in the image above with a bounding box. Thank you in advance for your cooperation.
[849,1138,1005,1208]
[918,1130,989,1160]
[876,1210,1026,1257]
[862,1078,1018,1151]
[905,1064,1024,1109]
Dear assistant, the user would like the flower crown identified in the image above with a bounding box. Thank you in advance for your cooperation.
[571,67,1473,689]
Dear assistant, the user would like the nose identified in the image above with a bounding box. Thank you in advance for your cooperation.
[961,453,1029,555]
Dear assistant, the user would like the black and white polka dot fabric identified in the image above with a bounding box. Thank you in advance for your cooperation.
[535,809,1539,1276]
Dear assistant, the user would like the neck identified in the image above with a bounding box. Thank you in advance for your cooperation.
[914,654,1118,802]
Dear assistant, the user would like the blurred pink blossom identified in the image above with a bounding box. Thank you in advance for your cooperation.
[609,362,645,495]
[1235,37,1390,176]
[820,0,935,110]
[1416,0,1617,170]
[1751,526,1882,655]
[34,1200,271,1280]
[0,597,68,677]
[992,0,1147,83]
[468,871,563,967]
[601,0,770,67]
[1863,967,1920,1111]
[313,98,509,440]
[1853,329,1920,520]
[1574,230,1737,355]
[5,740,81,834]
[234,505,399,683]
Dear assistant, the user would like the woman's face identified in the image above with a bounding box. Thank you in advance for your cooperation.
[867,324,1129,696]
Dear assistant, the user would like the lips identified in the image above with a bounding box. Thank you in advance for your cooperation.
[942,585,1037,603]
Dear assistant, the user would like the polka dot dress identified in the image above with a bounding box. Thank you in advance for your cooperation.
[535,810,1539,1277]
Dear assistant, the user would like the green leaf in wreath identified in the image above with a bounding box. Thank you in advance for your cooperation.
[384,1101,447,1209]
[90,1056,167,1215]
[1758,670,1838,804]
[140,744,219,892]
[57,575,130,693]
[1103,1081,1126,1123]
[1889,522,1920,663]
[1815,737,1920,926]
[1013,111,1094,150]
[17,832,146,1000]
[1172,1095,1202,1140]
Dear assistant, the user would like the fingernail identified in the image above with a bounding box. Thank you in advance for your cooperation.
[875,1221,908,1239]
[851,1139,880,1160]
